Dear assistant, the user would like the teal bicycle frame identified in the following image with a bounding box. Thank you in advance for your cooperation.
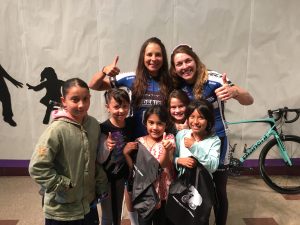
[226,117,292,165]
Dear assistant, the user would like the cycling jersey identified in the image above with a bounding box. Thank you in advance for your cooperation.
[180,71,231,166]
[112,72,164,138]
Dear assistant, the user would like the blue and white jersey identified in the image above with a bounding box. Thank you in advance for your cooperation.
[180,71,231,166]
[113,72,164,138]
[180,71,228,138]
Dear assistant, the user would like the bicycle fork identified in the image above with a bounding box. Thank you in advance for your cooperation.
[274,134,292,166]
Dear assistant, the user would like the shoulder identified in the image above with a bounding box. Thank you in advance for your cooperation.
[206,135,221,144]
[125,116,135,124]
[115,72,136,82]
[38,120,68,142]
[208,70,223,82]
[85,115,100,128]
[176,129,190,139]
[100,119,112,134]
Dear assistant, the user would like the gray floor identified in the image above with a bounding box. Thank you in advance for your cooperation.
[0,176,299,225]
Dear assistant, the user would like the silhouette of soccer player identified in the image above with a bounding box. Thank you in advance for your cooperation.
[0,64,23,127]
[26,67,64,124]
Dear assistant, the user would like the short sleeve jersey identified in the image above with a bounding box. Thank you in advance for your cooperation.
[113,72,165,138]
[180,71,228,137]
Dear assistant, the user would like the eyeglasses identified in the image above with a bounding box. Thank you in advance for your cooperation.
[171,44,193,55]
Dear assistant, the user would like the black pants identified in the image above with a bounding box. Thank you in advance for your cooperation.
[213,168,228,225]
[45,206,99,225]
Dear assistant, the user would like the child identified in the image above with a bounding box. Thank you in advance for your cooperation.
[175,99,220,175]
[29,78,108,225]
[97,88,137,225]
[173,99,220,225]
[168,89,190,133]
[123,105,175,225]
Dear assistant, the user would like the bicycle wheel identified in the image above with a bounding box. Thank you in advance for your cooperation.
[259,135,300,194]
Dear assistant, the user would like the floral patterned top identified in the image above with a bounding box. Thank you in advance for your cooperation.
[137,134,176,201]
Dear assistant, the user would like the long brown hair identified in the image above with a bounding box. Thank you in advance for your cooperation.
[170,45,208,100]
[132,37,172,107]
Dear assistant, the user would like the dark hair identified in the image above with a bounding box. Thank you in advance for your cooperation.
[143,105,169,125]
[186,99,215,136]
[169,45,208,100]
[104,88,130,105]
[62,78,89,97]
[132,37,172,107]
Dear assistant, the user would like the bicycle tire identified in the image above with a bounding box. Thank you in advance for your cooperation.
[259,135,300,194]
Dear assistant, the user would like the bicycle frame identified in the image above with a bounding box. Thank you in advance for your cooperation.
[226,117,292,165]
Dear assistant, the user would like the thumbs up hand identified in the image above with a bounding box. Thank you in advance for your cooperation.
[215,73,237,102]
[102,56,120,77]
[162,132,174,152]
[106,132,116,151]
[184,135,195,149]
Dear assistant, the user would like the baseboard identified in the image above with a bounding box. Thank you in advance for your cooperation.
[0,160,29,176]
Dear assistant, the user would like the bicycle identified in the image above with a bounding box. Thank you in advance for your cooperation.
[226,107,300,194]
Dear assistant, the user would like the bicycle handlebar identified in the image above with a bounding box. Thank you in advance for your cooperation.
[268,107,300,123]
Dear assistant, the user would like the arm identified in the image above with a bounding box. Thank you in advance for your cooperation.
[28,128,72,192]
[97,133,113,164]
[89,56,120,91]
[189,136,220,174]
[174,130,197,171]
[160,133,175,168]
[230,85,254,105]
[0,65,23,88]
[215,73,254,105]
[123,142,138,169]
[95,162,108,196]
[26,82,45,91]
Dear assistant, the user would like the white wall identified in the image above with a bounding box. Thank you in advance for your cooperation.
[1,0,300,160]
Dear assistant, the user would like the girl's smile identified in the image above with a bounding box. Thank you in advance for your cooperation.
[188,109,208,140]
[169,97,186,123]
[146,113,166,141]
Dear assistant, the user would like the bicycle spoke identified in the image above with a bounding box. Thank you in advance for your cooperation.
[260,136,300,194]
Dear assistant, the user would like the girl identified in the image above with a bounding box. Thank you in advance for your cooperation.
[123,105,175,225]
[170,44,253,225]
[97,88,137,225]
[172,99,220,225]
[29,78,108,225]
[89,37,173,224]
[168,89,190,133]
[175,99,220,176]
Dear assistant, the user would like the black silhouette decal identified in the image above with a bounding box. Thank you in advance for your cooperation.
[26,67,64,124]
[0,64,23,127]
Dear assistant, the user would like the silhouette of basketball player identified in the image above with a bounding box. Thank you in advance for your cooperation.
[0,64,23,127]
[26,67,64,124]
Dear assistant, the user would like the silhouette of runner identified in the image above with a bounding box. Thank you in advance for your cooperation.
[26,67,64,124]
[0,64,23,127]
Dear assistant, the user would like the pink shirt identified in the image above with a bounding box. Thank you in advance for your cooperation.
[138,134,175,200]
